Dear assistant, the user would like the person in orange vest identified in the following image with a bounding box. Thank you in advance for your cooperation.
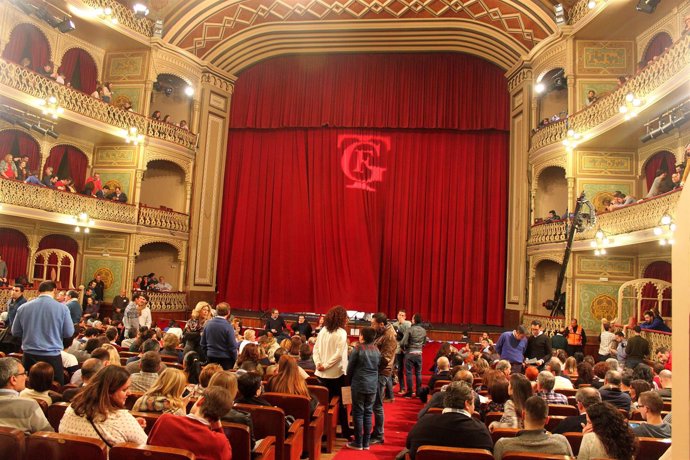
[563,318,586,356]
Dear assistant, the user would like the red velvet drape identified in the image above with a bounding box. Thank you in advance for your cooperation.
[641,261,672,317]
[642,33,673,67]
[1,24,50,72]
[37,234,78,288]
[59,48,98,94]
[0,229,29,280]
[0,130,40,171]
[45,145,89,191]
[218,53,509,326]
[645,151,676,189]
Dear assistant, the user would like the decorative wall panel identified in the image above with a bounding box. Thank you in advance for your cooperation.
[577,151,635,176]
[83,256,126,301]
[576,41,635,76]
[576,255,635,278]
[577,281,622,332]
[94,146,138,167]
[104,51,149,82]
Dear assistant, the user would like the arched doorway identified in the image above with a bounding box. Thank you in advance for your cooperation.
[643,150,675,195]
[535,166,567,220]
[134,242,180,291]
[36,234,79,288]
[533,260,561,313]
[59,48,98,94]
[642,261,672,317]
[150,73,193,126]
[535,68,568,127]
[0,129,40,172]
[641,32,673,67]
[0,228,29,281]
[1,23,51,72]
[46,145,89,191]
[140,160,186,211]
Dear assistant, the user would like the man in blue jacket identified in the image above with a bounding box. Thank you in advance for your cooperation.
[11,280,74,384]
[201,303,238,370]
[65,290,82,325]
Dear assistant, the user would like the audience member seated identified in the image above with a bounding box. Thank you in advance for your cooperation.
[235,344,265,376]
[238,329,257,354]
[61,334,80,375]
[578,401,637,460]
[586,90,598,106]
[562,356,577,377]
[545,358,573,389]
[126,339,168,374]
[656,369,672,401]
[182,351,202,394]
[494,396,572,460]
[236,371,272,406]
[480,379,509,421]
[147,386,233,460]
[154,276,173,292]
[489,373,533,430]
[101,344,122,367]
[591,361,609,389]
[535,371,568,405]
[160,333,182,363]
[645,170,673,198]
[265,355,318,414]
[553,387,601,434]
[0,357,53,434]
[598,370,631,413]
[417,356,450,403]
[291,315,313,338]
[208,371,256,447]
[71,348,111,385]
[133,368,187,415]
[130,351,163,392]
[633,391,671,438]
[297,343,316,371]
[544,210,561,222]
[19,361,57,405]
[186,363,222,399]
[405,381,492,459]
[63,358,104,402]
[606,191,637,211]
[418,367,477,418]
[59,366,148,445]
[0,154,18,179]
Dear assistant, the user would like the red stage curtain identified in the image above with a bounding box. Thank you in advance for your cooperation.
[0,130,40,171]
[230,53,509,131]
[641,261,672,317]
[45,145,89,191]
[642,33,673,67]
[37,234,78,288]
[1,24,50,72]
[645,151,676,190]
[59,48,98,94]
[0,228,29,280]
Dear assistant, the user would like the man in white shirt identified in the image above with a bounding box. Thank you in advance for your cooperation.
[123,293,152,337]
[598,321,616,362]
[546,358,573,390]
[155,276,173,292]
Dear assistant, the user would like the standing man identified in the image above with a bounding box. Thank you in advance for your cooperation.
[625,325,649,369]
[265,308,288,341]
[393,310,411,395]
[525,320,552,369]
[598,321,616,362]
[401,314,427,398]
[494,325,528,374]
[123,293,151,337]
[6,285,27,331]
[370,312,397,445]
[90,274,105,302]
[202,303,238,370]
[11,281,74,385]
[65,290,82,325]
[563,318,586,356]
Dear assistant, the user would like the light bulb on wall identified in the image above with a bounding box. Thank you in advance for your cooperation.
[184,86,194,97]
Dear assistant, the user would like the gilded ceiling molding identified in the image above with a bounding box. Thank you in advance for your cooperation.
[206,20,527,74]
[532,41,566,82]
[508,68,533,92]
[200,71,235,94]
[533,156,567,181]
[150,44,204,88]
[530,252,565,276]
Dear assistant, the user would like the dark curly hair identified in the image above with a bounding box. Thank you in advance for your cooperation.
[632,363,654,385]
[324,305,348,332]
[586,402,638,460]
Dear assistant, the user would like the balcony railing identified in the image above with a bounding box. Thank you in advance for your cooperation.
[132,291,188,312]
[530,35,690,152]
[528,188,682,246]
[0,178,189,233]
[522,313,564,334]
[81,0,154,37]
[567,0,594,26]
[0,59,197,150]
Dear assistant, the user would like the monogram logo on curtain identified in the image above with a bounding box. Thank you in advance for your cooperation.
[338,135,389,191]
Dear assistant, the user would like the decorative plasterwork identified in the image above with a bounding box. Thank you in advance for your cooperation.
[530,252,564,276]
[636,7,679,58]
[200,71,234,94]
[144,150,193,182]
[151,45,203,88]
[532,41,566,82]
[532,155,567,183]
[133,235,187,260]
[638,258,671,278]
[508,68,533,92]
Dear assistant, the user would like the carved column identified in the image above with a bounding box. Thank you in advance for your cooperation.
[133,168,145,208]
[527,257,536,314]
[142,79,155,120]
[505,67,534,319]
[184,180,192,215]
[191,99,201,136]
[566,176,576,211]
[186,71,235,305]
[177,243,187,292]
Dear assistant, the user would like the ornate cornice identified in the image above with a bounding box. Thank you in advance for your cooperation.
[508,68,533,91]
[134,235,187,259]
[200,71,234,94]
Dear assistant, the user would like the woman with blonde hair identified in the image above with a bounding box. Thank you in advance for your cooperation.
[563,356,578,377]
[208,371,256,446]
[267,355,318,414]
[133,368,187,415]
[161,333,183,363]
[183,301,212,357]
[259,334,280,363]
[101,344,122,367]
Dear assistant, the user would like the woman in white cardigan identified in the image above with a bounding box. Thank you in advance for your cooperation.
[313,305,350,439]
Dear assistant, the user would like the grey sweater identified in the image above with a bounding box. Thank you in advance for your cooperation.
[493,429,573,460]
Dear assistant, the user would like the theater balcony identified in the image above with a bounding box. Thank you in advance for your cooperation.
[0,178,189,235]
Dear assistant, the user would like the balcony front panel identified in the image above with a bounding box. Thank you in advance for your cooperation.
[81,0,155,37]
[138,205,190,233]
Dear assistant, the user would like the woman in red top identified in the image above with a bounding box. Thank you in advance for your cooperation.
[1,154,17,179]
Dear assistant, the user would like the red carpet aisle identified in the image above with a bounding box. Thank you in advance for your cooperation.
[332,395,423,460]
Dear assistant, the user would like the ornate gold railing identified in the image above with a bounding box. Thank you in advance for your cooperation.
[528,189,681,246]
[523,313,564,335]
[141,291,188,312]
[618,326,672,362]
[138,205,189,233]
[530,35,690,152]
[0,289,38,312]
[0,179,190,233]
[0,59,196,150]
[567,0,593,26]
[81,0,154,37]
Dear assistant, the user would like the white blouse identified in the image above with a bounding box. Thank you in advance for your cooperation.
[313,327,348,379]
[59,406,147,447]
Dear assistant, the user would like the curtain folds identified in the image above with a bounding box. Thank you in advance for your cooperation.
[645,151,676,190]
[0,228,29,280]
[59,48,98,94]
[45,145,89,191]
[0,130,40,171]
[641,261,672,318]
[1,24,50,72]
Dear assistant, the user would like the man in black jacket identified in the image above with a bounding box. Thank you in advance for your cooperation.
[598,370,631,413]
[553,387,601,434]
[406,381,492,459]
[525,319,552,369]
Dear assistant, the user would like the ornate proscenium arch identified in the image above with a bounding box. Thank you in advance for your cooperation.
[163,0,558,72]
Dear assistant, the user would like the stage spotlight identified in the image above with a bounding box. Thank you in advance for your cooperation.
[10,0,37,15]
[32,124,48,135]
[636,0,660,14]
[133,3,149,17]
[46,129,59,139]
[57,18,76,33]
[17,120,32,130]
[0,112,18,125]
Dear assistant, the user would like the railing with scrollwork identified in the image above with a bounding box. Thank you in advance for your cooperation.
[0,59,197,150]
[522,313,564,335]
[81,0,154,37]
[528,188,681,245]
[138,291,188,312]
[616,325,672,363]
[530,35,690,152]
[0,178,190,233]
[567,0,593,26]
[138,205,189,233]
[0,289,38,312]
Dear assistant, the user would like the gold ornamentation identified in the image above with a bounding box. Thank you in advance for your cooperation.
[523,314,564,335]
[93,267,115,289]
[138,205,190,232]
[81,0,154,37]
[145,291,187,312]
[508,68,533,92]
[568,0,595,25]
[590,294,617,321]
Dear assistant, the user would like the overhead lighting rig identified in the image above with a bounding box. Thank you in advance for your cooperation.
[640,99,690,143]
[10,0,76,34]
[0,104,60,138]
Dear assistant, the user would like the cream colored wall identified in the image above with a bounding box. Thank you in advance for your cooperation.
[140,160,186,211]
[150,89,193,126]
[533,260,560,313]
[133,243,179,290]
[537,88,568,123]
[535,166,568,219]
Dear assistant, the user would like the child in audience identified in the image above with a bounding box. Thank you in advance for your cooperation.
[346,326,381,450]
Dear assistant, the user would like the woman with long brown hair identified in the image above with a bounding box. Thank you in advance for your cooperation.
[578,401,638,460]
[235,343,265,376]
[266,355,318,414]
[313,305,350,438]
[59,366,147,447]
[489,373,533,430]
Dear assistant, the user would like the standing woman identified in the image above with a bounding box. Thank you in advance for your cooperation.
[313,305,350,439]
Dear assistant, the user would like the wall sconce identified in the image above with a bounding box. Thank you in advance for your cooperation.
[37,96,64,119]
[619,92,643,120]
[69,212,95,233]
[654,213,676,245]
[590,228,613,256]
[124,126,144,145]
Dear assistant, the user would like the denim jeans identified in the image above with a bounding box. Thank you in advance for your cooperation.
[352,390,376,447]
[405,352,422,395]
[371,374,387,439]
